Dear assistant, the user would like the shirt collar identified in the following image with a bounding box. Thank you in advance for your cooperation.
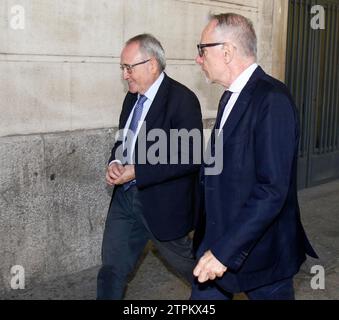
[229,63,258,93]
[139,72,165,102]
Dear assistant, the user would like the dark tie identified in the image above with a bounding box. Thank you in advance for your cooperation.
[209,90,232,153]
[123,94,147,191]
[214,90,232,130]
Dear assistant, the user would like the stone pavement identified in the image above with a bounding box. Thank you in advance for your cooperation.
[3,180,339,300]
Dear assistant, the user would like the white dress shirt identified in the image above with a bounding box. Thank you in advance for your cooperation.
[218,63,258,133]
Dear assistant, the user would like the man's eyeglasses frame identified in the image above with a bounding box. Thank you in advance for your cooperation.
[197,42,226,57]
[120,59,151,73]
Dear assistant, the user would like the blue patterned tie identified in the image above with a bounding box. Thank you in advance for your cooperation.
[123,94,147,191]
[128,95,148,135]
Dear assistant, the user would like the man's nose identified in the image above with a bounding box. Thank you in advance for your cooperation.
[195,55,203,65]
[122,69,130,80]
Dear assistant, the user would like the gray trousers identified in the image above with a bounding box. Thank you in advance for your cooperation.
[97,186,195,299]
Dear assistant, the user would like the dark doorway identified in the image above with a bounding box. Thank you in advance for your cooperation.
[285,0,339,188]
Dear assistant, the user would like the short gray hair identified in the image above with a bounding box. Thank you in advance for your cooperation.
[126,34,166,72]
[210,13,257,59]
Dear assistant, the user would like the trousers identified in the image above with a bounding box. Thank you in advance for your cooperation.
[97,186,196,299]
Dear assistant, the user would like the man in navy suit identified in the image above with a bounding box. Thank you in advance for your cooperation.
[97,34,203,299]
[191,13,317,300]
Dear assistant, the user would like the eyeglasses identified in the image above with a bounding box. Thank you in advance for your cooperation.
[197,42,226,57]
[120,59,151,73]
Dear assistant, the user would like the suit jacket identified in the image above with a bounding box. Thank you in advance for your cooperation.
[197,66,318,292]
[109,74,203,241]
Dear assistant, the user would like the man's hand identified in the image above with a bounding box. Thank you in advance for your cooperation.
[106,162,125,186]
[113,165,136,185]
[193,250,227,283]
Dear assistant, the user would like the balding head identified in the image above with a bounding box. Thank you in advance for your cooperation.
[210,13,257,60]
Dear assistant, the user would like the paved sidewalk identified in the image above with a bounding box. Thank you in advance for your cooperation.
[3,180,339,300]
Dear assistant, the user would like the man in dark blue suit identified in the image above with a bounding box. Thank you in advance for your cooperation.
[97,34,203,299]
[191,13,317,300]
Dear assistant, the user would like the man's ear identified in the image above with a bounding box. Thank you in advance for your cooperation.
[223,43,235,64]
[150,57,158,74]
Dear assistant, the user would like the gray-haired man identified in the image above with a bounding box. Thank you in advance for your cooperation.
[97,34,203,299]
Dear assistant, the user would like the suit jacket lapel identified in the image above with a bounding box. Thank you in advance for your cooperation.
[220,66,265,144]
[143,73,170,130]
[120,94,137,129]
